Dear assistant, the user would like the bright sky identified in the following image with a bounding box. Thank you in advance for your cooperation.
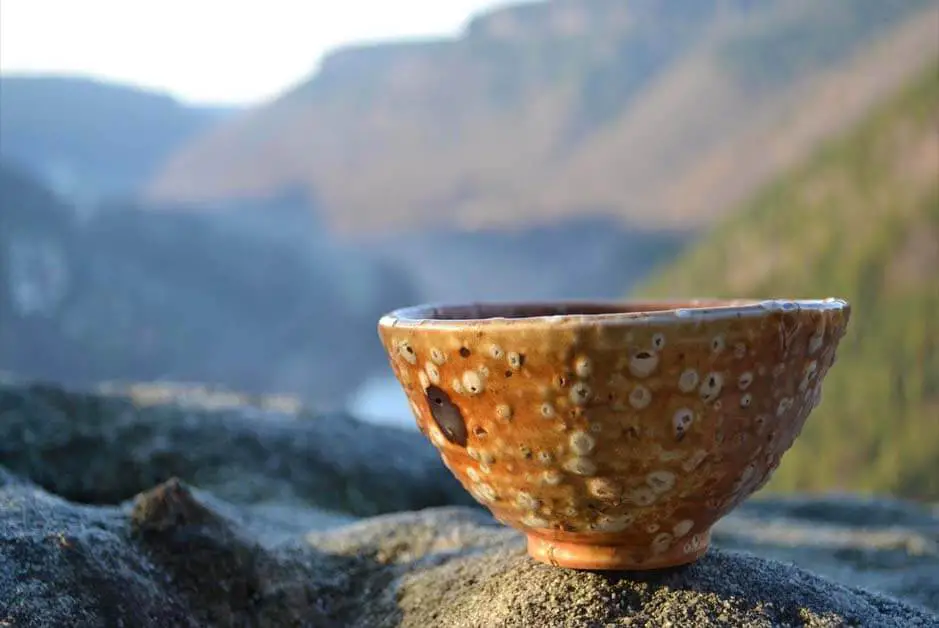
[0,0,512,106]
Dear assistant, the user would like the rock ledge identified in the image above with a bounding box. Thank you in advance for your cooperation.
[2,472,936,628]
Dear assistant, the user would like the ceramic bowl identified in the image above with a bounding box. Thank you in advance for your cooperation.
[377,299,850,570]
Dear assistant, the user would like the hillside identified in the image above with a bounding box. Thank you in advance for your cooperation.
[0,162,417,405]
[146,0,938,232]
[637,63,939,500]
[0,75,232,202]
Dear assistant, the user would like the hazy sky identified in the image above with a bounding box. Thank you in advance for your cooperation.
[0,0,512,105]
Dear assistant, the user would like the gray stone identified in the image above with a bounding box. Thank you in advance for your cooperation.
[0,382,474,516]
[716,495,939,613]
[1,473,937,628]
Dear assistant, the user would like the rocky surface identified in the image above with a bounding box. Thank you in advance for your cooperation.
[719,496,939,614]
[0,473,936,627]
[1,381,938,627]
[0,382,474,515]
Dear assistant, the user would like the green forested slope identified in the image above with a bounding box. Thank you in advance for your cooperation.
[637,63,939,500]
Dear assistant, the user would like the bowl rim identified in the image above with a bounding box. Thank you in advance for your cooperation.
[379,298,849,331]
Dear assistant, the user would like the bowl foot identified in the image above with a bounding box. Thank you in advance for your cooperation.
[525,531,710,571]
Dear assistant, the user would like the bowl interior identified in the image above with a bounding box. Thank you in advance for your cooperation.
[391,300,758,321]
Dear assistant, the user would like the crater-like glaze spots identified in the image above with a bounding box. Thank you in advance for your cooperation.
[629,385,652,409]
[574,356,592,378]
[563,456,598,476]
[678,369,699,393]
[429,347,447,365]
[587,477,621,501]
[570,382,592,406]
[424,362,440,385]
[672,408,694,440]
[629,351,660,378]
[699,372,724,403]
[397,340,417,364]
[569,431,596,456]
[738,372,754,390]
[462,370,484,395]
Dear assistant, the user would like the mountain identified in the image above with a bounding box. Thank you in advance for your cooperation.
[0,75,233,203]
[0,162,418,405]
[147,0,938,233]
[636,62,939,500]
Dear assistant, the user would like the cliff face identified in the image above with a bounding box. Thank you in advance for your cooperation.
[146,0,938,233]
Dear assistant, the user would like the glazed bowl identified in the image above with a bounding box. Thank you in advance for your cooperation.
[377,299,850,570]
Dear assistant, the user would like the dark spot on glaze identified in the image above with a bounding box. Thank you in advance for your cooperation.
[636,351,653,360]
[425,385,467,446]
[473,425,488,439]
[459,347,471,358]
[504,370,513,378]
